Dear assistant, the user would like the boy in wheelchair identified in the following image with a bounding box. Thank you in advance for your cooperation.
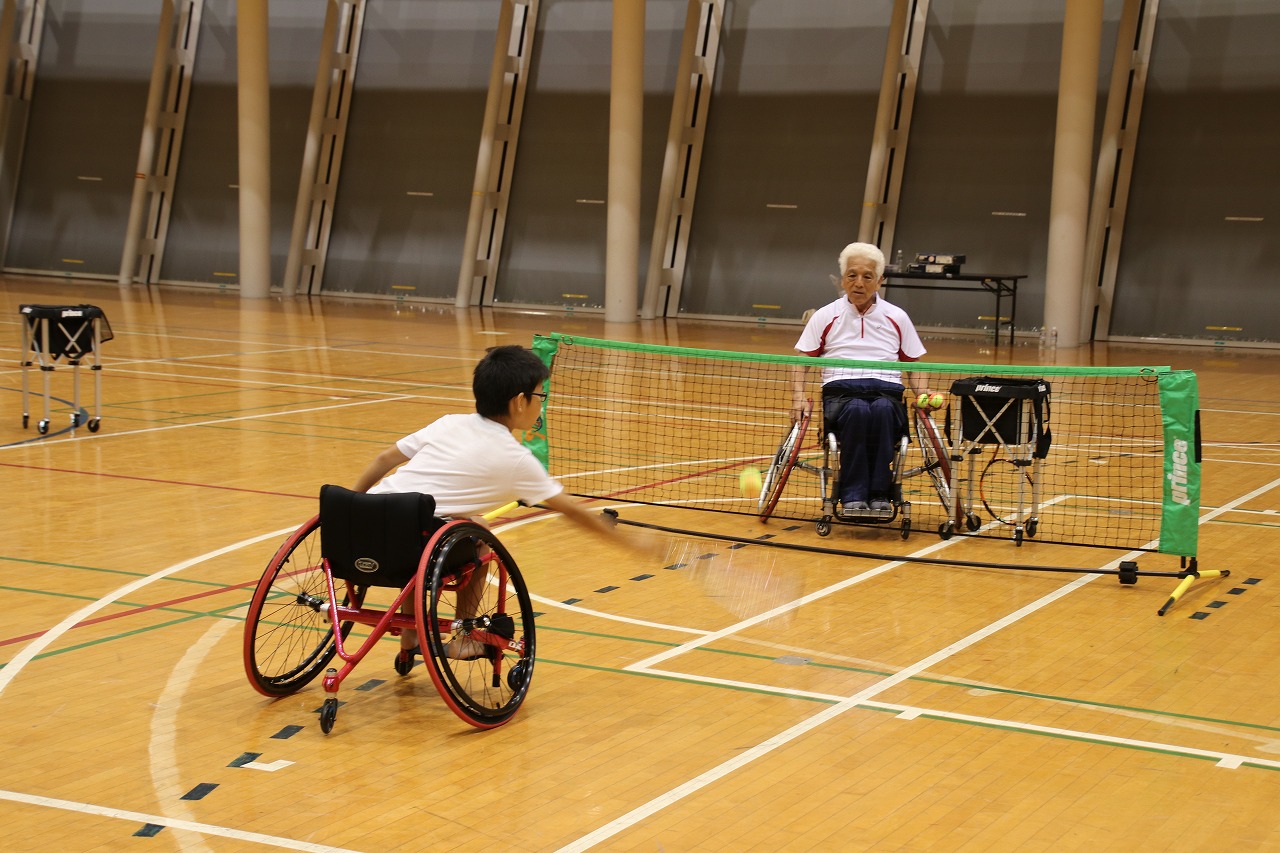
[352,344,638,663]
[792,242,933,520]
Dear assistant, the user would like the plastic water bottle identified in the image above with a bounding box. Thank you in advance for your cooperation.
[895,249,904,271]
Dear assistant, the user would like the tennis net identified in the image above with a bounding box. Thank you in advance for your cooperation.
[529,334,1200,557]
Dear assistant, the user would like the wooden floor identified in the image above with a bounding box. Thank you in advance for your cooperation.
[2,276,1279,852]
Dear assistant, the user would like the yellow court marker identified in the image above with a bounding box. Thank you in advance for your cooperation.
[752,304,781,310]
[391,285,416,291]
[213,272,236,278]
[61,259,84,264]
[1205,325,1242,332]
[561,294,588,299]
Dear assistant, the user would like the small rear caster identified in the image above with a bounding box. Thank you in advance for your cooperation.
[965,512,981,531]
[71,412,81,428]
[22,414,29,428]
[900,518,911,540]
[88,418,101,433]
[319,698,338,734]
[1014,527,1024,547]
[816,518,832,537]
[38,418,49,435]
[1025,518,1038,538]
[938,522,953,540]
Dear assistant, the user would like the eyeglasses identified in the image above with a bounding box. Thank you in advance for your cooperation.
[528,391,548,401]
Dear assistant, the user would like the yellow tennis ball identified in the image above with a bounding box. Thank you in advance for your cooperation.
[928,392,945,409]
[739,466,763,499]
[916,393,931,409]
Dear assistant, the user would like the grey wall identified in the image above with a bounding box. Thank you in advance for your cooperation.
[6,2,153,277]
[322,0,493,299]
[2,0,1277,342]
[1113,0,1280,342]
[494,0,683,309]
[161,0,318,288]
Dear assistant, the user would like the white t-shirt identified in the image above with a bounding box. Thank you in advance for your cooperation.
[795,295,926,385]
[368,413,563,516]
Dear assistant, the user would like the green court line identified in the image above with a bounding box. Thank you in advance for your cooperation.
[536,623,1280,735]
[0,556,249,589]
[5,584,1276,742]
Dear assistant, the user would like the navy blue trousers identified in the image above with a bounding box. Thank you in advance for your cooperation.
[823,379,906,505]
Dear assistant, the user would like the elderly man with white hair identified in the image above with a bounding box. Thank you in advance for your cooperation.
[791,242,930,518]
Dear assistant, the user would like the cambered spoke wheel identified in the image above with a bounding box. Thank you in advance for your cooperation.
[243,517,355,697]
[418,522,536,729]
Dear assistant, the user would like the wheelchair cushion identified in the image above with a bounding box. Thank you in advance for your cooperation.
[319,484,444,588]
[821,387,907,438]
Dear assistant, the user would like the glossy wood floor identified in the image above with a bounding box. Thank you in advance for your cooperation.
[2,276,1279,852]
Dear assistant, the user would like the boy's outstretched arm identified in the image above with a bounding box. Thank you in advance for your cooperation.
[542,493,666,557]
[353,445,410,493]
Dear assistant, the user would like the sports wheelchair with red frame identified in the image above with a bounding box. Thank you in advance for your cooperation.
[757,391,976,539]
[243,485,535,733]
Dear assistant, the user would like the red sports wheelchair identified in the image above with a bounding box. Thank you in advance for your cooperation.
[243,485,535,733]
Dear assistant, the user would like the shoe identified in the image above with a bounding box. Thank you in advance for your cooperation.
[839,500,870,519]
[869,499,892,513]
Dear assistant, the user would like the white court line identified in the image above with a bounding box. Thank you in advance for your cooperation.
[0,528,291,698]
[0,395,415,451]
[0,527,338,850]
[555,480,1280,852]
[0,789,364,853]
[499,508,711,636]
[556,572,1101,853]
[150,620,236,853]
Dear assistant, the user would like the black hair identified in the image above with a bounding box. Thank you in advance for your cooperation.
[472,345,550,417]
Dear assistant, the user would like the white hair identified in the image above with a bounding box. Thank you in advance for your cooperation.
[837,242,885,278]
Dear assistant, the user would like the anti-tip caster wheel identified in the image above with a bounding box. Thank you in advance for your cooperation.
[900,519,911,540]
[87,418,101,433]
[816,519,832,537]
[319,698,338,734]
[937,522,953,540]
[966,512,981,531]
[38,419,50,435]
[393,648,415,676]
[507,659,532,692]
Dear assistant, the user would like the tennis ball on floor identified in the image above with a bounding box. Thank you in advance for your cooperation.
[739,466,763,499]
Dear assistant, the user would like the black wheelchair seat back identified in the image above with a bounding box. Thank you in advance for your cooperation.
[319,484,446,588]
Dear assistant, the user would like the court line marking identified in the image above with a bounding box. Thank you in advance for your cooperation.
[0,528,292,699]
[557,572,1101,853]
[0,395,415,452]
[0,789,364,852]
[557,478,1280,851]
[151,620,235,853]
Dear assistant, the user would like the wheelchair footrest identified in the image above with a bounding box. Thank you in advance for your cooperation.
[836,506,896,522]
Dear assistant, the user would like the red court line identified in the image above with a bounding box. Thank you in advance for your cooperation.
[0,576,264,648]
[0,461,310,499]
[0,506,542,650]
